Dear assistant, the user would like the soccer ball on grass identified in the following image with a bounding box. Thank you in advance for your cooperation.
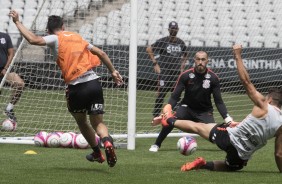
[1,119,17,131]
[177,135,197,156]
[59,132,76,148]
[72,133,89,149]
[34,131,48,147]
[46,132,61,148]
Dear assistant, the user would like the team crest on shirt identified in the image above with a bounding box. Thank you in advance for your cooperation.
[0,38,6,44]
[202,79,210,89]
[205,73,211,79]
[189,73,195,78]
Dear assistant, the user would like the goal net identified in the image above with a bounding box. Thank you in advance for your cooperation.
[1,0,282,148]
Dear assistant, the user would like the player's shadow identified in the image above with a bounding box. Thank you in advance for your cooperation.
[53,166,110,173]
[197,148,222,152]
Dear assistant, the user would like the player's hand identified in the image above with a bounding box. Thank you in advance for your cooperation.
[0,69,6,76]
[228,121,240,128]
[9,10,20,23]
[111,70,123,86]
[232,44,242,56]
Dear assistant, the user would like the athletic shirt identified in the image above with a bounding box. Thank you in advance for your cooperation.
[43,31,100,84]
[0,32,13,68]
[168,68,229,119]
[151,36,187,76]
[227,104,282,160]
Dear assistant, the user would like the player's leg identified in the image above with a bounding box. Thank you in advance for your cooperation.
[173,119,216,140]
[4,72,25,121]
[86,79,117,167]
[150,78,170,151]
[66,81,106,164]
[181,124,247,172]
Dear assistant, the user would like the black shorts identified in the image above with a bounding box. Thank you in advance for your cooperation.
[66,79,104,115]
[174,105,215,123]
[209,123,248,170]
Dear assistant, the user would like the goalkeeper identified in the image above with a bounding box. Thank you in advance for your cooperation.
[149,50,233,152]
[10,10,123,167]
[154,44,282,172]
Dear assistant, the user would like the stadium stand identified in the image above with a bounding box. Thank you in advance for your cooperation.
[0,0,281,48]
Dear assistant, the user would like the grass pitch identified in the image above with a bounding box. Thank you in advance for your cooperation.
[0,137,281,184]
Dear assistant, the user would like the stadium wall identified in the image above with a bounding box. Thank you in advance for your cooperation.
[13,46,282,91]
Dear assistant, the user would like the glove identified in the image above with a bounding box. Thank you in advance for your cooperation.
[224,115,233,124]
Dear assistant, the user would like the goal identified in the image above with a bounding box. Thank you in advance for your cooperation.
[1,0,282,149]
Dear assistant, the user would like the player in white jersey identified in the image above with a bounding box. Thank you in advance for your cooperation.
[153,44,282,172]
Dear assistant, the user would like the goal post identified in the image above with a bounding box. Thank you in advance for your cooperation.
[1,0,282,150]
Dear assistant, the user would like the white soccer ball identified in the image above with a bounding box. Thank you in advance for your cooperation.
[46,132,61,148]
[177,135,197,156]
[72,133,89,149]
[1,119,17,131]
[34,131,48,147]
[60,132,76,148]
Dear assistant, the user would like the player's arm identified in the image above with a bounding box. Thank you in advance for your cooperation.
[5,47,14,70]
[89,46,123,86]
[168,73,185,108]
[232,44,265,109]
[180,44,188,72]
[274,126,282,173]
[180,52,188,73]
[146,45,158,65]
[9,10,46,46]
[212,79,233,124]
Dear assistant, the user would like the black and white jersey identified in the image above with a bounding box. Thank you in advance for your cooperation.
[0,32,13,68]
[151,36,187,76]
[168,68,229,119]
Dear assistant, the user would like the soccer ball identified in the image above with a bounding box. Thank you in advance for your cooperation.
[46,132,61,148]
[177,135,197,156]
[1,119,17,131]
[34,131,48,147]
[59,132,76,148]
[72,133,89,149]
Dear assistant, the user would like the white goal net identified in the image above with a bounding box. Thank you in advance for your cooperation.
[1,0,282,148]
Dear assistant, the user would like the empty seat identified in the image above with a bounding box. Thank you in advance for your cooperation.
[24,0,38,9]
[50,0,64,9]
[24,9,37,18]
[264,36,279,48]
[49,8,64,16]
[220,34,235,47]
[11,0,25,9]
[0,15,10,24]
[107,36,119,45]
[233,26,248,38]
[234,34,249,47]
[0,0,12,9]
[249,36,264,48]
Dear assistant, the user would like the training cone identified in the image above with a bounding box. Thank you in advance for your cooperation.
[24,150,37,155]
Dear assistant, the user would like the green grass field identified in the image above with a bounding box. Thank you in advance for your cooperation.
[0,137,281,184]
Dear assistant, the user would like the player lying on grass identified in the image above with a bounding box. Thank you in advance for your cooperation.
[153,44,282,172]
[9,10,123,167]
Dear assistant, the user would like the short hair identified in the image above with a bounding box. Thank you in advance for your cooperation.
[46,15,63,34]
[267,87,282,107]
[194,51,209,58]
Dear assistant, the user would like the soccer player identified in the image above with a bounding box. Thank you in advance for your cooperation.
[154,44,282,172]
[146,21,188,119]
[149,50,233,152]
[9,10,123,167]
[0,31,24,122]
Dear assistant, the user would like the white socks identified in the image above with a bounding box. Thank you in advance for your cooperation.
[6,103,14,111]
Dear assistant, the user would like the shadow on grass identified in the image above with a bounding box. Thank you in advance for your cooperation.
[53,166,110,174]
